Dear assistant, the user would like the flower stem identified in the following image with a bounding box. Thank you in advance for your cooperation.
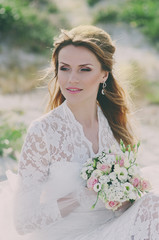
[91,192,100,209]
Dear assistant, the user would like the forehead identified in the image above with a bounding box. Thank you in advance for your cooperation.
[58,44,100,65]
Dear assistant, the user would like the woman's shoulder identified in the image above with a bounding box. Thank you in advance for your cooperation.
[28,103,65,133]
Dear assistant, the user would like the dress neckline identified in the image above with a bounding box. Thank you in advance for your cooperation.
[63,100,102,157]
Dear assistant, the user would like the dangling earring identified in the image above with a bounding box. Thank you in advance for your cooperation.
[102,81,107,95]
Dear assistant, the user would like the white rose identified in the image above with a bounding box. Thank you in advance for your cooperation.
[87,166,94,173]
[112,179,120,187]
[107,191,116,201]
[128,192,137,200]
[114,164,120,174]
[115,190,124,200]
[81,172,88,180]
[92,169,103,178]
[128,165,139,176]
[117,168,128,182]
[123,182,133,192]
[99,175,110,184]
[93,183,101,192]
[107,155,116,164]
[109,172,117,181]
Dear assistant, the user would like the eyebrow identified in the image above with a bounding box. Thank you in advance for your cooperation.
[59,62,93,66]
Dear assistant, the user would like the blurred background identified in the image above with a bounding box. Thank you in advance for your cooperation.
[0,0,159,180]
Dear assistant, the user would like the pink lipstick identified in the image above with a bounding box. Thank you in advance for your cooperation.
[66,87,83,94]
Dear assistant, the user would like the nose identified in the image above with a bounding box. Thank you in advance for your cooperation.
[68,71,79,84]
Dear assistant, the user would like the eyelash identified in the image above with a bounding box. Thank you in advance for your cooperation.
[60,67,91,72]
[60,67,69,71]
[81,68,91,72]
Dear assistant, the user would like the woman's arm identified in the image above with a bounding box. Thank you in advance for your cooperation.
[13,121,61,235]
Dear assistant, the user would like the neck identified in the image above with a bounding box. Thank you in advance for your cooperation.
[66,101,98,128]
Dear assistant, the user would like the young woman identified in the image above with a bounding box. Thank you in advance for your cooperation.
[0,25,159,240]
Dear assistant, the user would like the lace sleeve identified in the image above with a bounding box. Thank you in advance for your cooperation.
[13,121,61,235]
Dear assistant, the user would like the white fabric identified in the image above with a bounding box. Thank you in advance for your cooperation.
[0,100,159,240]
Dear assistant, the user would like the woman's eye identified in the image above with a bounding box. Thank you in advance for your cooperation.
[60,67,69,71]
[81,68,91,72]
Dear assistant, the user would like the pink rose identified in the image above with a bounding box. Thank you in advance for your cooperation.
[109,201,117,208]
[119,158,124,167]
[98,163,111,174]
[105,201,121,210]
[87,176,98,189]
[140,179,151,191]
[131,177,140,187]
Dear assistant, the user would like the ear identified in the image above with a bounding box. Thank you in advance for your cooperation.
[100,71,109,83]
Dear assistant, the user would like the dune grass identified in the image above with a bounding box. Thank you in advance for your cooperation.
[121,61,159,105]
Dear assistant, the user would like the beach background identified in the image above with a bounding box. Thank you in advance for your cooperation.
[0,0,159,183]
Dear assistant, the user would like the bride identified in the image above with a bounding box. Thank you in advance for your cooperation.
[0,25,159,240]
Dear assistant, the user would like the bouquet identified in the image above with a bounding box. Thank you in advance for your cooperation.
[80,140,151,211]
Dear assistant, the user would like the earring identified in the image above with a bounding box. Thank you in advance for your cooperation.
[102,81,107,95]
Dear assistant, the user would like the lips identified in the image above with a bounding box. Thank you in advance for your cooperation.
[66,87,83,93]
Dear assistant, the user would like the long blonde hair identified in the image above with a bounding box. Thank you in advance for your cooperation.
[45,25,136,146]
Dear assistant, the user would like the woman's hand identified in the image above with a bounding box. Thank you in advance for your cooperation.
[57,193,80,218]
[117,201,133,212]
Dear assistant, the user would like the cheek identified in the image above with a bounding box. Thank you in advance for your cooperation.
[86,73,101,86]
[57,72,66,86]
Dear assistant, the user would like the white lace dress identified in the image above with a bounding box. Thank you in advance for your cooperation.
[0,101,159,240]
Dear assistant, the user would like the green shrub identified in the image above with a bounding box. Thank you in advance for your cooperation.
[93,0,159,45]
[143,18,159,43]
[121,0,159,44]
[0,3,56,51]
[87,0,100,7]
[94,7,119,23]
[0,121,26,160]
[0,0,66,52]
[0,4,21,32]
[47,3,58,13]
[120,0,157,24]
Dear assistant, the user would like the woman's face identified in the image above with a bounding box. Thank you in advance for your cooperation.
[57,44,108,107]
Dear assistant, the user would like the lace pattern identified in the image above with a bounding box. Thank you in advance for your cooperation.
[129,193,159,240]
[12,101,159,239]
[14,121,61,234]
[13,101,119,234]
